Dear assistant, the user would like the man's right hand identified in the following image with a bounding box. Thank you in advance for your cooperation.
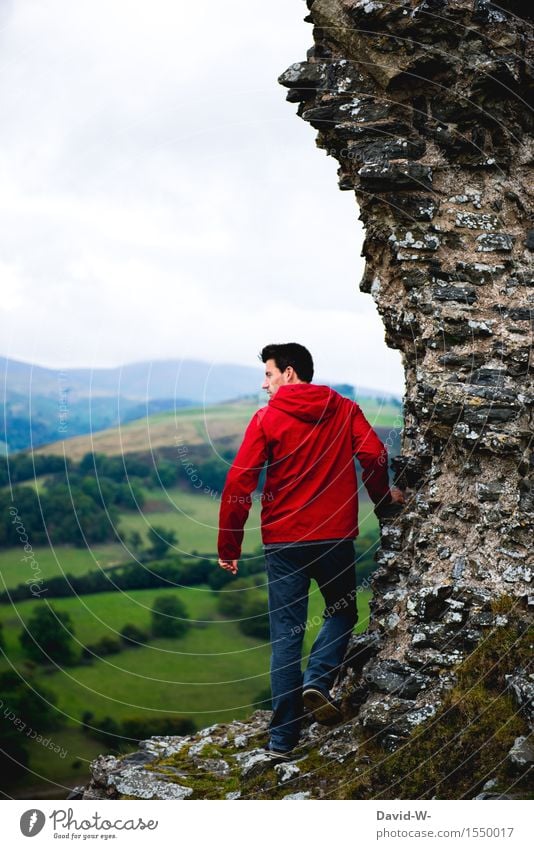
[218,558,238,575]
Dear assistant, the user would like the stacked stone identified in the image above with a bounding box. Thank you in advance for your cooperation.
[279,0,533,745]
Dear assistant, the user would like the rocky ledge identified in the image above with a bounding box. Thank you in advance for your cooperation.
[76,607,533,800]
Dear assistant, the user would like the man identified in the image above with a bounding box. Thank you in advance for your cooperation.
[217,342,405,761]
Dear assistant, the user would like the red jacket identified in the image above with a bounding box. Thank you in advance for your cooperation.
[217,383,392,560]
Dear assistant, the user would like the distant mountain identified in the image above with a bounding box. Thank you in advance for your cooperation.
[1,355,401,405]
[0,356,260,405]
[0,355,402,454]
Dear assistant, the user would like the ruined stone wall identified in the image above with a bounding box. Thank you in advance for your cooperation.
[278,0,533,747]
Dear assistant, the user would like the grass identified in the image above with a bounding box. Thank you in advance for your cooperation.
[0,585,217,664]
[119,481,379,556]
[0,580,372,704]
[33,401,261,461]
[0,484,379,598]
[15,726,108,800]
[0,543,126,592]
[2,564,373,799]
[32,396,402,461]
[2,394,397,798]
[118,485,264,554]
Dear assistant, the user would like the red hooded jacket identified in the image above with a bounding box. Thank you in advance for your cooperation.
[217,383,393,560]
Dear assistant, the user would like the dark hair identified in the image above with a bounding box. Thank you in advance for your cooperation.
[259,343,314,382]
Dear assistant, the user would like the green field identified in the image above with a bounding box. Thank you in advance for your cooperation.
[120,485,263,554]
[1,577,371,799]
[32,395,402,461]
[0,583,372,706]
[0,543,126,593]
[121,482,379,555]
[119,480,379,559]
[1,395,393,798]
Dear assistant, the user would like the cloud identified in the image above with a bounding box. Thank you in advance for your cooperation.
[0,0,403,394]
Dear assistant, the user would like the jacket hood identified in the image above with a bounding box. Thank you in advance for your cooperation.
[268,383,342,424]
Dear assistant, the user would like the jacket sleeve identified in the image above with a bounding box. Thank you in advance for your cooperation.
[351,403,392,508]
[217,412,268,560]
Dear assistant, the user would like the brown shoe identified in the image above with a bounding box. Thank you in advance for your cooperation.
[302,687,342,725]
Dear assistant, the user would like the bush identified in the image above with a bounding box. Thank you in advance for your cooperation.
[83,714,196,752]
[19,605,77,665]
[207,564,236,591]
[0,670,63,787]
[119,623,149,647]
[150,594,190,639]
[238,595,270,640]
[151,460,178,488]
[80,710,94,733]
[82,635,122,661]
[89,715,122,748]
[217,578,256,618]
[254,687,272,710]
[147,525,178,559]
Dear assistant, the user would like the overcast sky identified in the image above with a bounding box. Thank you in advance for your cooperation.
[0,0,403,394]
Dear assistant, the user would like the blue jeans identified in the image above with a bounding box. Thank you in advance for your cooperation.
[264,539,358,752]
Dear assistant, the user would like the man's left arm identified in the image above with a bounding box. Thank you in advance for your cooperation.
[351,403,406,514]
[217,412,268,569]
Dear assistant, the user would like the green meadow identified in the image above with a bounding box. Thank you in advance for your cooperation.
[32,395,401,462]
[0,576,373,721]
[0,543,126,593]
[0,395,397,798]
[0,575,371,799]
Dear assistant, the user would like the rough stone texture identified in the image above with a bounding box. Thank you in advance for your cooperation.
[507,735,534,770]
[80,1,533,800]
[82,712,274,800]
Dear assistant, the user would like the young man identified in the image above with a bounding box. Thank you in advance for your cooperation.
[217,343,405,760]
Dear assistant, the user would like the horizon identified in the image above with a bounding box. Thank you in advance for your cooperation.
[0,351,403,399]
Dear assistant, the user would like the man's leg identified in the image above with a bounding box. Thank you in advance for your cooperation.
[302,540,358,695]
[264,546,310,752]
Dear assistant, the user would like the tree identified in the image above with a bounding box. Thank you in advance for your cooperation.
[82,635,122,660]
[127,530,144,557]
[254,687,272,710]
[151,460,177,488]
[147,525,178,559]
[217,578,255,618]
[238,595,270,640]
[19,604,77,665]
[0,670,62,786]
[150,594,189,638]
[208,562,236,590]
[119,623,149,647]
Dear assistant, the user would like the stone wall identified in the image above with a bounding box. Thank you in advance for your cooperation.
[277,0,533,748]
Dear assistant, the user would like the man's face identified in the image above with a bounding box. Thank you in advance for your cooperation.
[261,359,288,399]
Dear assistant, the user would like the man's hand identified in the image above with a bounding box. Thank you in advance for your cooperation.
[374,486,406,519]
[389,486,406,505]
[218,558,238,575]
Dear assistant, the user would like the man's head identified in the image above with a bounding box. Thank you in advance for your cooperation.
[259,343,314,399]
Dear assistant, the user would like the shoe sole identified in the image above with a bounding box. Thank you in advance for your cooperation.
[265,750,292,764]
[303,688,342,725]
